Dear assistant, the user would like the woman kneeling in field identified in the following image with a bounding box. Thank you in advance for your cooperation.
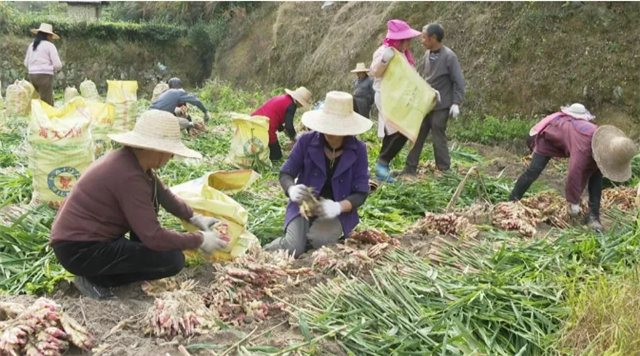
[50,110,227,300]
[265,91,372,257]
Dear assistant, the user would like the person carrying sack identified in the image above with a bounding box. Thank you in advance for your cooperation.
[50,110,227,300]
[24,23,62,106]
[509,115,637,233]
[265,91,372,257]
[252,87,312,161]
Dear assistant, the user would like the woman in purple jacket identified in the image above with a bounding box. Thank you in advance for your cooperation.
[265,91,373,257]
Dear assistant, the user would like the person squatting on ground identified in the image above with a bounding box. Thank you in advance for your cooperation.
[50,110,228,300]
[509,105,637,233]
[396,23,466,176]
[265,91,372,257]
[24,23,62,106]
[370,19,422,182]
[252,87,313,161]
[150,77,211,132]
[351,62,375,119]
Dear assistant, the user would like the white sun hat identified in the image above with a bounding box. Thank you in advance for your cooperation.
[592,125,637,182]
[31,23,60,40]
[284,87,312,109]
[108,110,202,159]
[350,62,369,73]
[561,103,595,121]
[301,91,372,136]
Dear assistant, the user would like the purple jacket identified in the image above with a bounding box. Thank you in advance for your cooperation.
[281,131,370,237]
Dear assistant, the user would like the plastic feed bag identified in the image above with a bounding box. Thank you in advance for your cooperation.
[152,82,170,102]
[64,87,80,104]
[106,80,138,133]
[6,81,30,116]
[80,79,100,101]
[226,112,271,169]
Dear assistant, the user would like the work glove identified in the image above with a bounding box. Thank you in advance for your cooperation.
[199,231,228,254]
[567,203,580,216]
[203,112,211,123]
[382,47,395,64]
[449,104,460,118]
[189,214,219,231]
[316,199,342,220]
[434,90,441,104]
[288,184,313,204]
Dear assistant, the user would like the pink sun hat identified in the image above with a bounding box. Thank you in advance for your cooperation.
[385,19,421,40]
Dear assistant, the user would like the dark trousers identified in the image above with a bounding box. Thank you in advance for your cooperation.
[378,131,408,166]
[52,232,185,288]
[269,142,283,161]
[509,153,603,217]
[405,109,450,171]
[30,74,54,106]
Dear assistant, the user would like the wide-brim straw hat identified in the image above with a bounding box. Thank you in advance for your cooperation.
[302,91,372,136]
[592,125,638,182]
[108,109,202,159]
[285,87,312,109]
[385,19,421,40]
[350,62,369,73]
[31,23,60,40]
[561,103,595,121]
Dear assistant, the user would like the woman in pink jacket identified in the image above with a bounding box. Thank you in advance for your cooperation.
[24,23,62,106]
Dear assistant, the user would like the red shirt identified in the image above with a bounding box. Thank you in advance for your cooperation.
[252,94,295,144]
[50,148,203,251]
[534,116,599,204]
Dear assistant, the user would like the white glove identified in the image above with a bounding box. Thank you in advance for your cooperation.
[317,199,342,220]
[189,214,219,231]
[567,203,580,216]
[199,231,228,254]
[434,90,441,103]
[203,112,211,123]
[288,184,313,203]
[449,104,460,118]
[382,47,395,64]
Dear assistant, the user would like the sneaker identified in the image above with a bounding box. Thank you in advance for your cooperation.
[375,163,395,183]
[586,215,605,233]
[73,276,116,301]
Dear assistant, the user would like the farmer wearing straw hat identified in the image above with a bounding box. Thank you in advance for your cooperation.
[50,110,228,300]
[264,91,372,257]
[351,62,374,118]
[252,87,313,161]
[509,114,637,233]
[24,23,62,106]
[369,19,422,182]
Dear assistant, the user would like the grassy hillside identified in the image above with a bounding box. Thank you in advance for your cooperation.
[212,2,640,136]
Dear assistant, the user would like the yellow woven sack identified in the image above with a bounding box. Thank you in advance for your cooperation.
[6,80,30,116]
[380,49,437,142]
[106,80,138,133]
[171,172,260,261]
[19,80,38,100]
[64,86,80,104]
[80,78,100,101]
[28,99,94,208]
[84,101,116,160]
[152,82,169,102]
[226,112,271,169]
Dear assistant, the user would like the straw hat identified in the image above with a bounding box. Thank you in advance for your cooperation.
[31,23,60,40]
[350,62,369,73]
[592,125,637,182]
[285,87,312,109]
[385,19,421,40]
[301,91,372,136]
[108,110,202,159]
[561,103,595,121]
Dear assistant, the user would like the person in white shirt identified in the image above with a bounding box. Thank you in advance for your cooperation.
[24,23,62,106]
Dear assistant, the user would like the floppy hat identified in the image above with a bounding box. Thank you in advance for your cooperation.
[350,62,369,73]
[592,125,637,182]
[31,23,60,40]
[109,110,202,159]
[561,103,595,121]
[285,87,312,109]
[385,19,421,40]
[301,91,372,136]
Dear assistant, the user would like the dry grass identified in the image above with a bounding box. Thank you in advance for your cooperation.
[559,269,640,356]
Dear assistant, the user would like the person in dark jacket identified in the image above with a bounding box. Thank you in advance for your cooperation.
[150,77,211,131]
[351,63,374,119]
[252,87,312,161]
[265,91,372,257]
